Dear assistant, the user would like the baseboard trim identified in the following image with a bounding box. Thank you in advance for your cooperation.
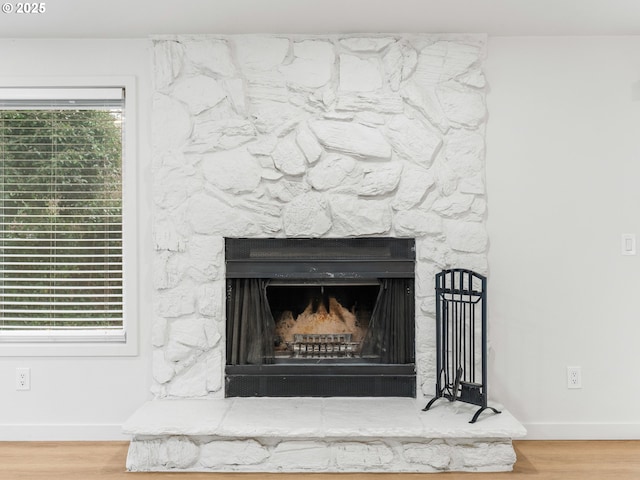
[523,423,640,440]
[0,424,128,441]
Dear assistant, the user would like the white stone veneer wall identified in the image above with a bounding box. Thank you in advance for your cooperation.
[151,34,488,399]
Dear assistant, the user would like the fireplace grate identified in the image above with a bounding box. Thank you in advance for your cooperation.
[290,333,359,358]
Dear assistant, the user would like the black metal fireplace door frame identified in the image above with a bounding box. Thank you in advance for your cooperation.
[224,237,417,398]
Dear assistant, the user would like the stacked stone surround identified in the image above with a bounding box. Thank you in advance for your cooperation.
[135,33,507,473]
[151,33,488,399]
[125,398,525,473]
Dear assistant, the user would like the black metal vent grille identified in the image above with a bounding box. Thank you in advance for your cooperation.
[225,238,415,279]
[226,238,415,261]
[226,373,416,397]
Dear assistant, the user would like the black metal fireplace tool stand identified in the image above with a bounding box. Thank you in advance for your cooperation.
[423,269,501,423]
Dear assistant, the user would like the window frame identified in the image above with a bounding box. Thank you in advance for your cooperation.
[0,76,138,357]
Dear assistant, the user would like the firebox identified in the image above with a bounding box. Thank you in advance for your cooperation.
[225,238,416,397]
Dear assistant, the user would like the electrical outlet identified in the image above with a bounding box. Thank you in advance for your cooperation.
[567,366,581,389]
[16,367,30,391]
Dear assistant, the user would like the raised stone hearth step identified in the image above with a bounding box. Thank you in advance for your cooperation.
[124,397,526,473]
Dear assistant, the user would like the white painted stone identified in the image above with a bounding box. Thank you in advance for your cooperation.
[125,398,524,471]
[330,196,392,236]
[266,179,310,203]
[206,351,223,393]
[200,440,269,467]
[354,111,386,126]
[251,100,303,136]
[172,75,227,115]
[452,253,488,275]
[153,167,196,209]
[336,92,404,113]
[323,111,354,121]
[416,238,455,268]
[282,192,332,237]
[434,161,459,196]
[126,440,162,471]
[323,398,424,438]
[415,261,438,296]
[392,164,435,211]
[221,78,246,113]
[154,219,187,252]
[196,282,222,319]
[183,39,236,77]
[188,235,223,281]
[272,136,307,176]
[167,318,209,357]
[306,154,358,191]
[154,252,186,290]
[161,437,200,469]
[445,221,488,253]
[400,81,450,133]
[457,69,486,88]
[394,211,443,237]
[296,124,323,164]
[457,442,517,469]
[154,40,183,91]
[190,103,256,152]
[152,317,168,347]
[153,94,192,150]
[280,40,334,89]
[334,442,394,467]
[309,120,391,160]
[383,41,417,90]
[234,36,289,70]
[357,162,403,196]
[247,136,278,156]
[339,54,383,92]
[201,146,261,194]
[437,82,486,127]
[157,284,196,318]
[403,441,451,469]
[459,174,485,195]
[444,128,485,177]
[386,115,442,167]
[166,360,208,398]
[413,41,481,86]
[269,441,331,470]
[382,43,403,91]
[187,193,261,237]
[153,348,176,384]
[205,318,222,350]
[470,197,487,218]
[340,37,395,52]
[432,192,475,217]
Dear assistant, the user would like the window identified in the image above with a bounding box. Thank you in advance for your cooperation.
[0,81,137,355]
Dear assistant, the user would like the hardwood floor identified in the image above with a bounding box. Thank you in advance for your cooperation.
[1,440,639,479]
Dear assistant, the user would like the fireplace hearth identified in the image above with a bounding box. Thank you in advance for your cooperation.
[225,238,416,397]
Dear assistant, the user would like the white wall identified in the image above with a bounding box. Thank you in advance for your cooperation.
[2,35,640,441]
[485,36,640,439]
[0,39,154,440]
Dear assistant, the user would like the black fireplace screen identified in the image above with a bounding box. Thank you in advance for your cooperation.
[224,238,416,397]
[226,277,414,366]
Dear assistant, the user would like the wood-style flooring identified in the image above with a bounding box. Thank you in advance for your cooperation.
[1,440,639,479]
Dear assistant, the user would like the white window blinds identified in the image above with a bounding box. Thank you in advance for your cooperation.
[0,88,124,335]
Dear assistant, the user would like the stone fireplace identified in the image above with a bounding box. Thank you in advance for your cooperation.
[124,33,525,473]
